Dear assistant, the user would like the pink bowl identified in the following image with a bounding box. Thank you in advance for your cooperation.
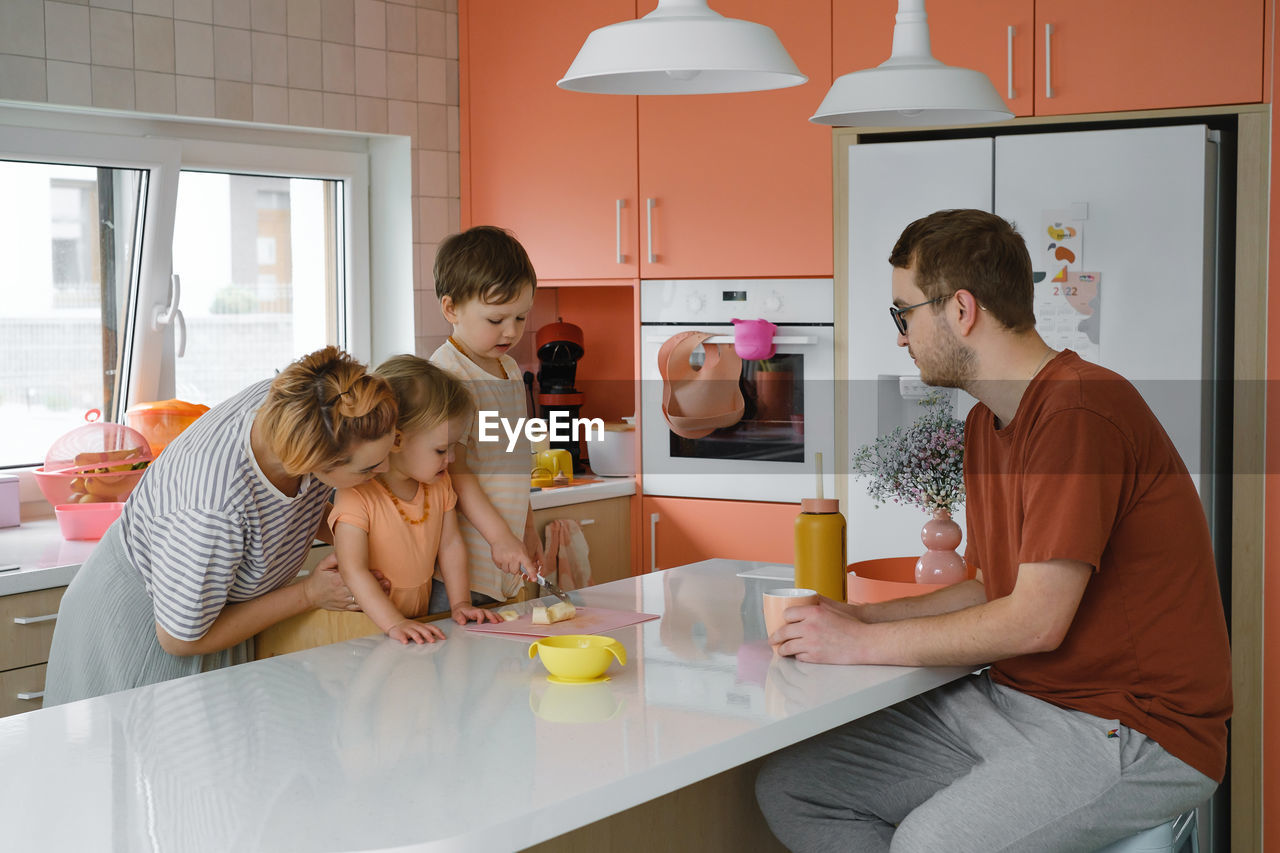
[54,502,125,540]
[846,557,973,603]
[34,467,145,506]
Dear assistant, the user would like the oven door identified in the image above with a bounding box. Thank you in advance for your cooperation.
[641,324,835,503]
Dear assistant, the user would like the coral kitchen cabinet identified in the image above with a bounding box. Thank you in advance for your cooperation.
[833,0,1263,118]
[643,497,798,572]
[461,0,833,281]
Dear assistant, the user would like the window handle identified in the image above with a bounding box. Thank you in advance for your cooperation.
[152,273,187,358]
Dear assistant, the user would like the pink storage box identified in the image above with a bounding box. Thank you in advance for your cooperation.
[54,502,124,540]
[0,474,17,528]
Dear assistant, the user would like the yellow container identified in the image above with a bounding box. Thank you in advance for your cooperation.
[794,498,847,601]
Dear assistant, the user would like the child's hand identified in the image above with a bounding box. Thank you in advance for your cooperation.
[451,603,502,626]
[490,534,539,581]
[387,619,446,645]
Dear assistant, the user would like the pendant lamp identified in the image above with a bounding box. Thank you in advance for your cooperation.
[811,0,1012,127]
[557,0,807,95]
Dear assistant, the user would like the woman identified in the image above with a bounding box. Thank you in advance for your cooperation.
[45,346,399,705]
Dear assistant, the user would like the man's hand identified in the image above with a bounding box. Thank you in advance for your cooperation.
[771,601,871,665]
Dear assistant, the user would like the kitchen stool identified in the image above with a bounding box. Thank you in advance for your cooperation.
[1093,808,1198,853]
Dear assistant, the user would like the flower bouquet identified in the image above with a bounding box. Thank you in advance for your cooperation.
[851,391,967,584]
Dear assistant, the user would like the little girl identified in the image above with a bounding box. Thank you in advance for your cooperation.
[331,355,501,644]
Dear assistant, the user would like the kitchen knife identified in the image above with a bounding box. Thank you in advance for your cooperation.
[535,571,573,606]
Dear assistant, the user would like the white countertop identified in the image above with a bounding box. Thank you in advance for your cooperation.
[0,480,636,596]
[0,558,968,853]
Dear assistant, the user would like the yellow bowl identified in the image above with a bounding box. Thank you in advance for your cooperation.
[528,635,626,681]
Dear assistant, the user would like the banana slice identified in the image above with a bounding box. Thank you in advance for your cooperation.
[497,609,520,622]
[531,601,576,625]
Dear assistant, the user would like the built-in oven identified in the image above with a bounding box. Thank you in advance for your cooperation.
[640,279,835,503]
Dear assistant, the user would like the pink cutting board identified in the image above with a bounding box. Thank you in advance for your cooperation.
[464,606,659,639]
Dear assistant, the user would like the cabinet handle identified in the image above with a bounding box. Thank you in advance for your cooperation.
[1006,25,1015,100]
[579,518,596,526]
[646,198,656,264]
[16,691,44,701]
[13,613,57,625]
[649,512,660,573]
[1044,23,1053,99]
[615,199,625,264]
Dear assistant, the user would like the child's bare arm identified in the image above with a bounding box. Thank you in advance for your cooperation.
[449,445,539,578]
[333,521,414,634]
[440,509,499,625]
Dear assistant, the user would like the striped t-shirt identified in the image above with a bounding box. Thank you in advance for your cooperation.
[120,380,332,642]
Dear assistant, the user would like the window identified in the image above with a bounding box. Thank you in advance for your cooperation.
[0,105,413,473]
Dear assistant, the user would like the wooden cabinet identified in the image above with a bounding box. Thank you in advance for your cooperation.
[642,496,797,571]
[532,495,632,586]
[833,0,1263,118]
[462,0,833,282]
[0,586,66,716]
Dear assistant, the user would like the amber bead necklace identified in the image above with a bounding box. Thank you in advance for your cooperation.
[373,476,429,525]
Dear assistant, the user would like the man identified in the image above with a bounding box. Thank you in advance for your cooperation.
[756,209,1230,851]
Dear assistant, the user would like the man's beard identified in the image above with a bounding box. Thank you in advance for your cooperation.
[919,316,976,389]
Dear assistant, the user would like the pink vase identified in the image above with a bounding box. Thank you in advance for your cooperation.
[915,508,967,585]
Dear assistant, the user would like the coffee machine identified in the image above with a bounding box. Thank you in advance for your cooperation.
[535,321,586,473]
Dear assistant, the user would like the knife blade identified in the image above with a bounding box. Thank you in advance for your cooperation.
[535,571,572,605]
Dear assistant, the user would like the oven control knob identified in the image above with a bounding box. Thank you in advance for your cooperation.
[764,293,783,313]
[686,292,706,313]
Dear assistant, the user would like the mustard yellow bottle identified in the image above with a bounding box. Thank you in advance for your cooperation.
[794,498,847,601]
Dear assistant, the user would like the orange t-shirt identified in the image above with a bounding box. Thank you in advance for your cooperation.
[964,351,1230,782]
[329,473,457,619]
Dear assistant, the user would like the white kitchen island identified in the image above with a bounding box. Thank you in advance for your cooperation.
[0,559,969,852]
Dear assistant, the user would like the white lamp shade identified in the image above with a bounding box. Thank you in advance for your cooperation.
[811,62,1013,127]
[557,1,807,95]
[811,0,1013,127]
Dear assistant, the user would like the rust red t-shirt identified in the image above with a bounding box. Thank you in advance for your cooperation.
[964,350,1230,782]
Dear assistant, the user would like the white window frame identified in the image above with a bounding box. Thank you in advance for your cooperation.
[0,101,413,503]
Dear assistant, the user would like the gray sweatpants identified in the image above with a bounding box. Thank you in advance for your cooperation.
[755,672,1216,852]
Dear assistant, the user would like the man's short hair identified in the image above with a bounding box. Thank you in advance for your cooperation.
[889,209,1036,331]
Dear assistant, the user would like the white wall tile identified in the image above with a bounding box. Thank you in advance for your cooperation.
[250,0,286,33]
[288,86,322,125]
[89,0,132,10]
[175,72,214,114]
[417,100,445,149]
[445,103,457,151]
[386,98,414,137]
[89,7,133,66]
[353,44,384,97]
[320,40,353,93]
[0,54,47,100]
[354,95,385,132]
[212,25,251,81]
[285,0,319,38]
[174,20,213,76]
[320,0,352,44]
[5,0,48,60]
[214,78,252,119]
[134,68,176,112]
[213,0,250,28]
[385,49,414,101]
[385,3,415,54]
[134,0,173,16]
[417,148,447,196]
[134,14,175,73]
[415,8,443,58]
[45,2,91,62]
[251,31,286,84]
[286,35,320,88]
[173,0,211,23]
[416,54,443,104]
[252,82,288,122]
[353,0,383,49]
[91,64,135,108]
[321,90,354,129]
[444,10,455,60]
[47,59,92,104]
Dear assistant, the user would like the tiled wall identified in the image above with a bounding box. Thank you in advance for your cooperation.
[0,0,458,355]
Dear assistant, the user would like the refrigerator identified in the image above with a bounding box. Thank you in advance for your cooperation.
[844,124,1231,852]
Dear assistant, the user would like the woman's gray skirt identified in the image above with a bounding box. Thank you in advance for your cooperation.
[44,522,251,706]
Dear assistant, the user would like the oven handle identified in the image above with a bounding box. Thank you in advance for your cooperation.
[644,334,819,345]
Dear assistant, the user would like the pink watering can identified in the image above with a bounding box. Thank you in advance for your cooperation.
[732,318,778,360]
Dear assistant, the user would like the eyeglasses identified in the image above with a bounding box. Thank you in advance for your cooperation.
[889,295,950,335]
